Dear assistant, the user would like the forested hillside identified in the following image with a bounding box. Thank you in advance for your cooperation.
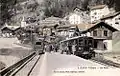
[0,0,120,26]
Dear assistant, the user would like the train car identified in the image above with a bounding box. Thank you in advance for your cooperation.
[60,36,95,59]
[33,37,45,54]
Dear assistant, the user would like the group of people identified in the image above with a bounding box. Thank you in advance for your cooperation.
[59,41,78,55]
[61,45,75,55]
[45,43,59,53]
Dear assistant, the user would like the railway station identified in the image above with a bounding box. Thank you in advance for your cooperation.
[1,1,120,76]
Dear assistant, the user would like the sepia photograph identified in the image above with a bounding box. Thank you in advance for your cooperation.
[0,0,120,76]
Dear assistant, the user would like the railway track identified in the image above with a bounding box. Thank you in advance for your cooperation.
[0,52,43,76]
[11,55,41,76]
[91,57,120,68]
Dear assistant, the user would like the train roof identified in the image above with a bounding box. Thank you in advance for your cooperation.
[60,36,94,43]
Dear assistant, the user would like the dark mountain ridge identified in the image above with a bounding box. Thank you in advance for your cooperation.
[0,0,120,26]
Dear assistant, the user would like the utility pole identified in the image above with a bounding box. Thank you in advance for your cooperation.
[31,26,33,45]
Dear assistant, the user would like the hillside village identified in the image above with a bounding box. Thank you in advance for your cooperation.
[1,0,120,74]
[1,4,120,69]
[1,4,120,50]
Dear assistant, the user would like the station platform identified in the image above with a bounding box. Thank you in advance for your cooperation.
[30,52,120,76]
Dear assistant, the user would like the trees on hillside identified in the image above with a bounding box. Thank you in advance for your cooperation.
[0,0,17,25]
[1,0,120,26]
[44,0,120,18]
[44,0,84,18]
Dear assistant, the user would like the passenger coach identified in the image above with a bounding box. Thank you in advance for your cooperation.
[60,36,95,59]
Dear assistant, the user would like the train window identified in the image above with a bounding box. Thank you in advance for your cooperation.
[115,22,119,24]
[36,42,41,45]
[88,40,92,46]
[79,39,83,45]
[93,30,97,36]
[85,40,87,45]
[104,30,108,36]
[94,12,97,15]
[94,40,98,49]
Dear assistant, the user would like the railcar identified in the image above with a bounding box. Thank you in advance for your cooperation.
[33,38,45,54]
[60,36,95,59]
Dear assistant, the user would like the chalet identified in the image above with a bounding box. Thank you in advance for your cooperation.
[76,22,118,52]
[0,23,20,37]
[89,5,110,23]
[1,27,13,37]
[101,12,120,30]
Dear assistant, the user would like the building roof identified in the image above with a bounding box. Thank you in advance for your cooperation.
[14,27,23,32]
[57,25,71,30]
[60,36,94,43]
[90,5,106,10]
[38,17,62,28]
[73,7,86,12]
[44,16,62,21]
[1,23,20,31]
[38,16,68,28]
[39,20,59,28]
[1,27,13,32]
[26,22,38,27]
[57,21,71,29]
[82,22,118,33]
[71,23,94,31]
[101,12,120,20]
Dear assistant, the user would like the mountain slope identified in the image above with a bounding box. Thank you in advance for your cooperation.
[1,0,120,26]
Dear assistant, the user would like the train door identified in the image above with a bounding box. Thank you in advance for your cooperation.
[74,37,95,59]
[67,40,73,54]
[74,38,83,56]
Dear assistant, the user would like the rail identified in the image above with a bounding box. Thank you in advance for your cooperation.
[91,58,120,68]
[0,52,36,76]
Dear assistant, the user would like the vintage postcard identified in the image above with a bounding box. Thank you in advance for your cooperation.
[0,0,120,76]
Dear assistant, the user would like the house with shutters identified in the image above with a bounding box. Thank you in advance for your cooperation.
[65,7,90,25]
[89,5,110,23]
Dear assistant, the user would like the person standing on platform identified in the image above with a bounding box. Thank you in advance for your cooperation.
[67,42,73,54]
